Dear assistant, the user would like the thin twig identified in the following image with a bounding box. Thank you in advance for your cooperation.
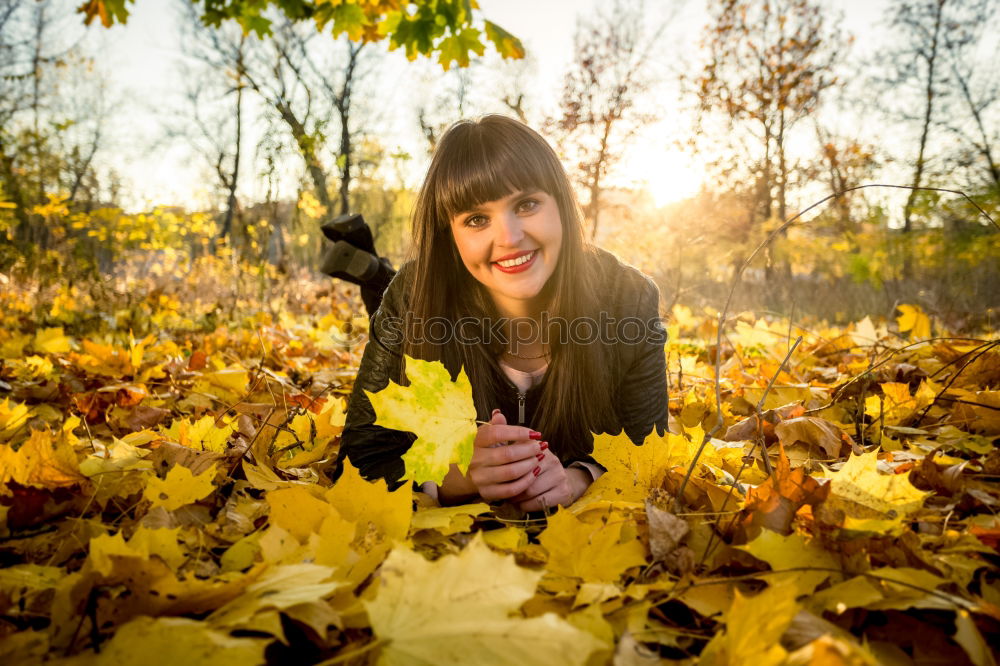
[673,183,997,513]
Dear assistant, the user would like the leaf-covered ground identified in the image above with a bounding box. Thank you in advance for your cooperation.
[1,263,998,665]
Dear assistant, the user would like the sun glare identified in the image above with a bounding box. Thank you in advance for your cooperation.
[622,140,705,208]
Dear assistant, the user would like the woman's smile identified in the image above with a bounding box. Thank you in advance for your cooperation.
[450,190,562,317]
[493,249,538,272]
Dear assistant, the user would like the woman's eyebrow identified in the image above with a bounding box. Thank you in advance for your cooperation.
[457,191,532,215]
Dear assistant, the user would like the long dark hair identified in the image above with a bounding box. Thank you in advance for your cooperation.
[399,115,618,459]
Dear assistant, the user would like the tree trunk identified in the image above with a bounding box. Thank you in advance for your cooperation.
[903,0,943,232]
[951,61,1000,193]
[220,42,245,242]
[277,101,331,212]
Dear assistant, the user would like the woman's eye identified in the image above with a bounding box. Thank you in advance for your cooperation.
[517,198,540,214]
[465,214,488,228]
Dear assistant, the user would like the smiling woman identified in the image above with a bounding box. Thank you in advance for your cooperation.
[450,190,563,320]
[334,115,669,513]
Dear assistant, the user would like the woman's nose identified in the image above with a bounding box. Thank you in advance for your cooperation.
[495,211,524,246]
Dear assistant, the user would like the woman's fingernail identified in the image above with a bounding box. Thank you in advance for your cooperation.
[533,466,541,476]
[539,441,549,451]
[536,453,545,461]
[529,431,543,440]
[492,408,501,416]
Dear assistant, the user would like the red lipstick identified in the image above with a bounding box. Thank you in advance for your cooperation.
[493,249,538,274]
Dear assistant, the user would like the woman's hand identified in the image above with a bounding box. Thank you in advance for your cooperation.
[510,449,592,513]
[437,409,545,505]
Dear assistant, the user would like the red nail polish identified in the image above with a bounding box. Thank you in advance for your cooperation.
[529,431,543,440]
[536,453,545,461]
[533,466,541,476]
[539,441,549,451]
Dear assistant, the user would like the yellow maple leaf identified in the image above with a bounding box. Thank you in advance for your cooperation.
[738,530,839,594]
[315,395,346,439]
[143,463,217,511]
[192,366,249,403]
[700,581,801,666]
[896,304,932,340]
[87,530,178,578]
[365,355,477,484]
[0,428,86,495]
[588,427,722,505]
[266,486,333,542]
[128,526,187,570]
[208,563,344,630]
[538,510,647,582]
[88,532,141,576]
[71,339,135,377]
[20,355,55,380]
[865,382,919,426]
[824,450,930,533]
[82,615,268,665]
[274,410,335,469]
[324,460,411,542]
[162,415,234,453]
[411,503,490,535]
[33,326,72,354]
[79,437,152,477]
[0,398,33,442]
[365,536,606,665]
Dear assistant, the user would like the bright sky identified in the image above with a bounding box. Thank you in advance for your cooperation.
[90,0,889,212]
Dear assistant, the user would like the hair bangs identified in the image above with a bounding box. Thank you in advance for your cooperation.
[432,121,560,226]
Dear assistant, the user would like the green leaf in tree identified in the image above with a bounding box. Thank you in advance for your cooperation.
[77,0,134,28]
[438,27,485,71]
[484,20,526,60]
[388,13,440,60]
[318,2,369,42]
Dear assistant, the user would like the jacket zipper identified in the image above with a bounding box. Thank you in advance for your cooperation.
[500,372,528,426]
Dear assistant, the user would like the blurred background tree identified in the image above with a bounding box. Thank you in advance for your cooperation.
[0,0,996,329]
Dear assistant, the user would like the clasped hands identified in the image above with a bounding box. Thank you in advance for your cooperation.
[437,408,592,512]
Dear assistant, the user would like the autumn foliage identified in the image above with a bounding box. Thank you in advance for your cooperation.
[1,255,999,665]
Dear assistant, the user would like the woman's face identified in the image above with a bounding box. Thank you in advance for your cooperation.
[449,189,563,318]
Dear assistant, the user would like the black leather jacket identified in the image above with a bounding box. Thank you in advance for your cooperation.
[335,247,669,486]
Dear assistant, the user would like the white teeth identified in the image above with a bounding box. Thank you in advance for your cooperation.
[496,251,535,268]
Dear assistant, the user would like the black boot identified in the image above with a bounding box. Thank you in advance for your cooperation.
[319,213,397,315]
[321,213,376,256]
[320,240,382,285]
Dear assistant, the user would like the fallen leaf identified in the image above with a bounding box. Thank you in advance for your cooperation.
[774,416,854,459]
[143,463,217,511]
[539,509,647,582]
[823,450,929,533]
[738,530,839,594]
[366,355,478,484]
[82,615,268,665]
[742,446,830,535]
[0,428,87,495]
[365,535,606,665]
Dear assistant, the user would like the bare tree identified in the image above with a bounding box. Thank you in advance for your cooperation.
[692,0,845,232]
[175,4,248,243]
[936,0,1000,195]
[0,0,99,254]
[550,0,665,240]
[241,21,373,217]
[882,0,954,231]
[416,64,479,154]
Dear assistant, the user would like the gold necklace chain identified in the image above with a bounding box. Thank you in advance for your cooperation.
[503,346,550,360]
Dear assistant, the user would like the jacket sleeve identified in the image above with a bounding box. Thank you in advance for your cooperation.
[614,276,669,446]
[334,266,415,486]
